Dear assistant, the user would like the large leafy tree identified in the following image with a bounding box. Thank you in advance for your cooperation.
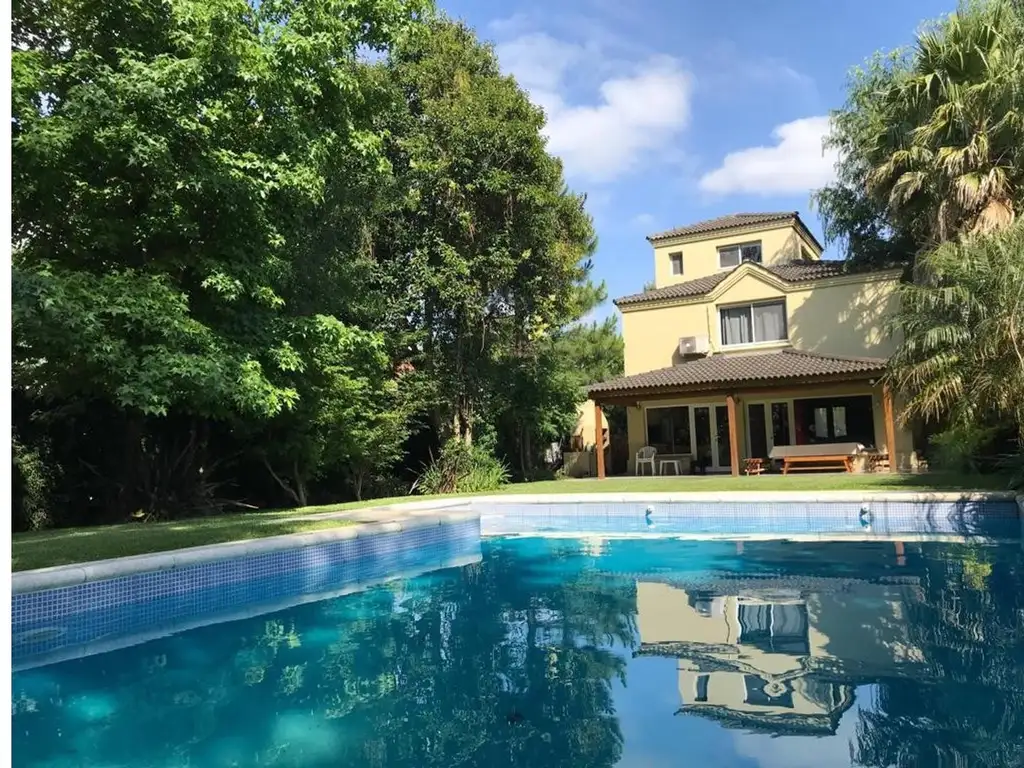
[372,19,600,450]
[887,222,1024,440]
[814,0,1024,470]
[11,0,427,520]
[10,3,614,522]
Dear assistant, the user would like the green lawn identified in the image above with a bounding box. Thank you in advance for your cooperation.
[12,472,1013,571]
[11,513,359,572]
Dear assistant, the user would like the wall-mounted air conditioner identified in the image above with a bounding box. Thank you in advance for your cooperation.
[678,335,710,356]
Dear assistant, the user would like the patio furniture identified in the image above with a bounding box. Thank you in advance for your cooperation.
[636,446,657,476]
[658,458,683,476]
[744,458,766,476]
[867,452,890,473]
[769,443,865,474]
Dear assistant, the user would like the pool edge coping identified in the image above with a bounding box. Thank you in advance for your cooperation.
[13,490,1021,593]
[12,504,478,595]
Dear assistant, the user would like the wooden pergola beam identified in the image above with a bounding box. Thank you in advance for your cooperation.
[726,393,739,476]
[882,383,897,473]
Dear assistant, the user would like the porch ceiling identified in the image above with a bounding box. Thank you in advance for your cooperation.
[589,349,887,404]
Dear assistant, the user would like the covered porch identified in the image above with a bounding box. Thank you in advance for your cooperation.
[588,349,909,478]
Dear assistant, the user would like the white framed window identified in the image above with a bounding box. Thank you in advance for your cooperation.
[718,241,762,269]
[669,251,683,275]
[719,300,787,346]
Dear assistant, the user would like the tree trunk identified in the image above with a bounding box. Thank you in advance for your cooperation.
[293,462,308,508]
[118,410,145,521]
[353,469,365,502]
[519,424,528,479]
[263,457,305,507]
[457,396,473,445]
[523,428,533,478]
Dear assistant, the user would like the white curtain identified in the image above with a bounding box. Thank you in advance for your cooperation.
[720,307,751,345]
[752,302,786,341]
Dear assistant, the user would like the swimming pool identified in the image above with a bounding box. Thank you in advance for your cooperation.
[12,514,1024,767]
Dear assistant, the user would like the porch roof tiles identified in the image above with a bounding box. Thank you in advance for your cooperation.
[588,349,887,400]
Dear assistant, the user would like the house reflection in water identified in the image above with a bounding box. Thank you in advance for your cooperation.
[635,576,927,735]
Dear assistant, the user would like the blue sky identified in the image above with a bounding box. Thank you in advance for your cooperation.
[438,0,955,321]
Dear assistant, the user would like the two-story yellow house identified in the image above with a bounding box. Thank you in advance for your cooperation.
[588,211,913,476]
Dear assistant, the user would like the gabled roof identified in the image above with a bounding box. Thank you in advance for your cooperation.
[648,212,799,242]
[676,703,848,737]
[615,260,856,307]
[588,349,887,399]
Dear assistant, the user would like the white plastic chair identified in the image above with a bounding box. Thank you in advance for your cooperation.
[636,446,657,476]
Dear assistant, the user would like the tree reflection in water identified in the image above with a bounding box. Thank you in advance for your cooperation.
[851,543,1024,767]
[11,538,1024,767]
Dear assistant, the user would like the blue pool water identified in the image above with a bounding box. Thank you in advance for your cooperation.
[13,534,1024,767]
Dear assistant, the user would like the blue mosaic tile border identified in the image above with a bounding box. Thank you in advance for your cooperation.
[13,517,480,667]
[478,500,1021,538]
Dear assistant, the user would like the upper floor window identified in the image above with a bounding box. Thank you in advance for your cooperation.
[719,300,787,346]
[719,241,762,269]
[669,251,683,275]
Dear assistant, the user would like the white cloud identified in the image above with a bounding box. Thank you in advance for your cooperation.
[698,116,838,195]
[630,213,656,229]
[495,33,693,183]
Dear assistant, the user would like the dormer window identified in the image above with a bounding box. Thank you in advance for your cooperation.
[719,241,762,269]
[669,251,683,275]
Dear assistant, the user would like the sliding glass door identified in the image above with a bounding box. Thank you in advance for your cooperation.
[714,405,731,469]
[746,401,793,459]
[645,403,734,472]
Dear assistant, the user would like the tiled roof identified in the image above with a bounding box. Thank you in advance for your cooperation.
[647,212,798,242]
[767,260,849,281]
[588,349,887,397]
[617,272,732,306]
[615,260,852,307]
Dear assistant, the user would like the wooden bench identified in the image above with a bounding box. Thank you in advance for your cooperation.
[782,454,853,474]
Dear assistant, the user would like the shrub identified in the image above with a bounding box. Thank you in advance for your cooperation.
[12,437,56,531]
[929,424,1004,474]
[416,438,509,495]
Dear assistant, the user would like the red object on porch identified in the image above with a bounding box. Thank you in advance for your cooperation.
[793,400,808,444]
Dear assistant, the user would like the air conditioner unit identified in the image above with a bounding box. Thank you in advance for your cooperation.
[678,335,710,356]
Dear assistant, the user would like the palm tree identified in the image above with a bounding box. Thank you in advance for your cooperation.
[887,221,1024,440]
[865,0,1024,243]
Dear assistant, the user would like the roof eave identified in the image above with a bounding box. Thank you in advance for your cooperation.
[588,368,887,402]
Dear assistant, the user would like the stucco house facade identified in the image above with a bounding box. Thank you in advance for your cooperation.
[587,211,913,476]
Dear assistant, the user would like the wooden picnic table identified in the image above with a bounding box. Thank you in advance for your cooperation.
[768,443,865,475]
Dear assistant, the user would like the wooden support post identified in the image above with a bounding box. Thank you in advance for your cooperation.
[882,383,897,473]
[726,393,740,477]
[594,400,606,480]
